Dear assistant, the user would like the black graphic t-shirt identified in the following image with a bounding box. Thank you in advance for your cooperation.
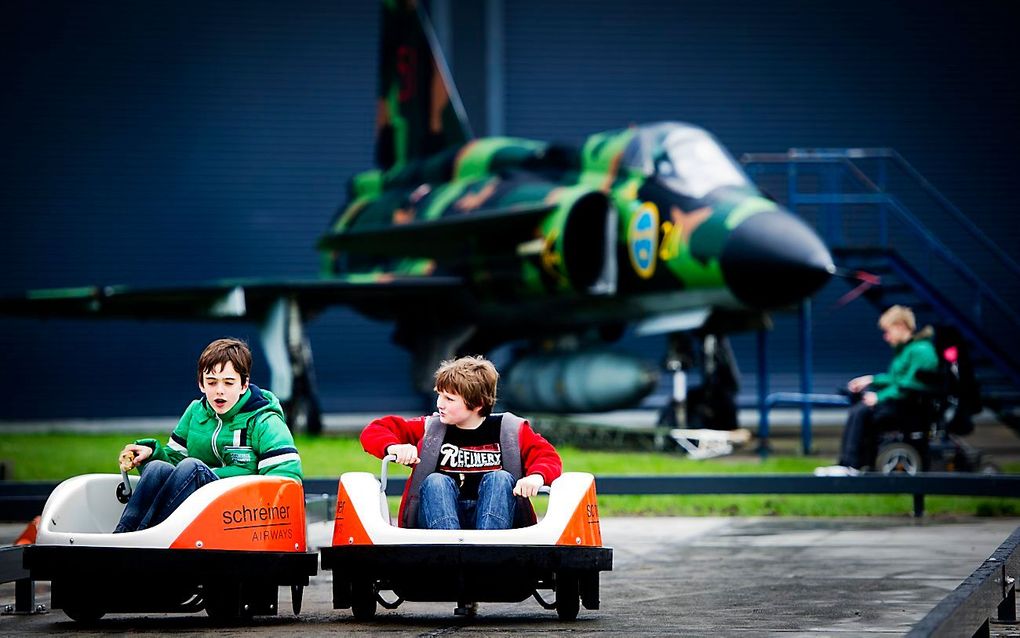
[437,415,502,500]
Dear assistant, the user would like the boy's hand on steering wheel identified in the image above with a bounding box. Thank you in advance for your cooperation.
[118,444,151,471]
[387,444,420,465]
[513,474,545,498]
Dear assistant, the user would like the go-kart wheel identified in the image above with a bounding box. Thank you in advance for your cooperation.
[57,582,105,623]
[63,604,105,623]
[350,580,377,620]
[204,585,248,621]
[579,571,600,610]
[877,442,922,475]
[204,596,235,621]
[291,585,304,615]
[555,573,580,622]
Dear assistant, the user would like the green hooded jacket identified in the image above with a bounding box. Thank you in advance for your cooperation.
[871,337,939,403]
[136,384,303,482]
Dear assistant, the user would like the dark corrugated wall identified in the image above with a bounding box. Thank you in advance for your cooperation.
[0,0,1016,418]
[0,1,418,417]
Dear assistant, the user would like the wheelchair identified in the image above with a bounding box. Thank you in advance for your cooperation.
[874,325,991,475]
[874,393,988,475]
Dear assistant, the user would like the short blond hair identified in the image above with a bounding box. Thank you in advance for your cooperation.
[434,356,499,416]
[878,305,916,333]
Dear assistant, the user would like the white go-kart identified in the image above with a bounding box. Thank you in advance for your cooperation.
[24,467,316,622]
[319,456,613,621]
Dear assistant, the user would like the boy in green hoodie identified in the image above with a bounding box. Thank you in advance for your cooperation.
[114,337,302,533]
[814,306,938,476]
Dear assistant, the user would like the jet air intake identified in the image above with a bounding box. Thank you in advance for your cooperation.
[719,209,834,309]
[519,189,614,294]
[503,349,659,414]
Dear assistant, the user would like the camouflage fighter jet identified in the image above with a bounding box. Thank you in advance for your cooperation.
[0,0,834,432]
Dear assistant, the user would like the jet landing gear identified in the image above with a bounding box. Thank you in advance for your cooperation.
[657,331,745,457]
[260,298,323,434]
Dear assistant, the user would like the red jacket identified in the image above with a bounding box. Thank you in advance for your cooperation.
[360,413,563,527]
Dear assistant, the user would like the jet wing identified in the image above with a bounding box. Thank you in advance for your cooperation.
[0,275,467,322]
[317,203,555,259]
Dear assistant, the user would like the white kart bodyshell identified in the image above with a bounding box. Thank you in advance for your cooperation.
[332,471,602,546]
[36,473,306,551]
[26,472,316,621]
[322,468,612,620]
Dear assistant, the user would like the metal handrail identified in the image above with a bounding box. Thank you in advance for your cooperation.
[878,194,1020,326]
[742,148,1020,279]
[742,148,1020,329]
[881,251,1020,386]
[886,148,1020,278]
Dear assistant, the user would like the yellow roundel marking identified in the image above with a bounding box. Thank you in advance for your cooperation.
[628,202,659,279]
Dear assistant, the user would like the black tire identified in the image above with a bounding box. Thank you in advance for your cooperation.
[291,585,304,615]
[877,442,922,475]
[579,571,600,610]
[63,606,105,623]
[332,578,352,609]
[350,580,377,621]
[58,584,105,623]
[556,573,580,621]
[204,585,247,622]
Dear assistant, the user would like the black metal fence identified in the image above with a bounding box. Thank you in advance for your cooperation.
[305,473,1020,518]
[4,473,1019,522]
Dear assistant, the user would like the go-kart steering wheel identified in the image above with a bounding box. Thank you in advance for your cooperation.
[116,465,133,504]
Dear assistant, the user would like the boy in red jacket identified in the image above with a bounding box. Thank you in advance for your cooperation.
[360,355,562,529]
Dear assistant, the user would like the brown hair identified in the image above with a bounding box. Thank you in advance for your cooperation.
[878,305,916,333]
[434,356,499,416]
[197,338,252,385]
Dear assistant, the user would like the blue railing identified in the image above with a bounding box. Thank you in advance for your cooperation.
[781,148,1020,279]
[743,149,1020,329]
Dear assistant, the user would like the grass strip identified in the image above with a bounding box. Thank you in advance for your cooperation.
[2,432,1016,518]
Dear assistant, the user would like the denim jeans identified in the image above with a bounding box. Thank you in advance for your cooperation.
[114,458,219,533]
[417,470,516,530]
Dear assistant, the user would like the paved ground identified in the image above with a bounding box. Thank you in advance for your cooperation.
[2,516,1017,636]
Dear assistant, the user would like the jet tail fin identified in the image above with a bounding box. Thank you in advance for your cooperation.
[375,0,472,171]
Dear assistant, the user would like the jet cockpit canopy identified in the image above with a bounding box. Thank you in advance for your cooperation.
[623,122,753,200]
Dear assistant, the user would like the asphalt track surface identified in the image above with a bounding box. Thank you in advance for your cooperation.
[2,516,1018,637]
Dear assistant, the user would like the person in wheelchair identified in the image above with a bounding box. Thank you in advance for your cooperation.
[815,306,938,476]
[873,323,986,474]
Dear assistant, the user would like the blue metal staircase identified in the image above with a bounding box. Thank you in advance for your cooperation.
[742,148,1020,423]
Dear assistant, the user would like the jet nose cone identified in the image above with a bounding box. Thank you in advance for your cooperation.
[720,209,833,309]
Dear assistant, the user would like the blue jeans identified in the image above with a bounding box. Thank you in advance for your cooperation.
[114,458,219,533]
[417,470,517,530]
